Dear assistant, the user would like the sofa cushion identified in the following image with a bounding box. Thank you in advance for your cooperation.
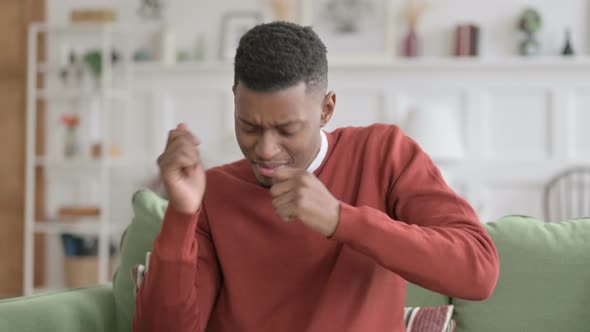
[404,305,455,332]
[0,285,116,332]
[112,190,167,332]
[453,215,590,332]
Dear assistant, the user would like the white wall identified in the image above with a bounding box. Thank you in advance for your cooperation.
[48,0,590,58]
[416,0,589,56]
[39,0,590,290]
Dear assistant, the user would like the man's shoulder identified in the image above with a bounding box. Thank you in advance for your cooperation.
[332,123,403,144]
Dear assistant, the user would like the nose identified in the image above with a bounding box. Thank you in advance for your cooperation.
[255,131,281,161]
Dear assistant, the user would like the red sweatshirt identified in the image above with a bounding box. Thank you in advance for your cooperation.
[133,124,499,332]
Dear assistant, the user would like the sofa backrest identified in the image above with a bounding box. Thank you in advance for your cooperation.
[112,190,168,332]
[406,215,590,331]
[452,215,590,332]
[116,191,590,332]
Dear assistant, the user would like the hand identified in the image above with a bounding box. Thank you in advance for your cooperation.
[270,167,340,237]
[157,123,206,214]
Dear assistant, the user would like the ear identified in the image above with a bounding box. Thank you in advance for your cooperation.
[320,91,336,127]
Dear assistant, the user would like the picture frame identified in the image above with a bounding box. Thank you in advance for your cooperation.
[301,0,396,61]
[219,11,264,61]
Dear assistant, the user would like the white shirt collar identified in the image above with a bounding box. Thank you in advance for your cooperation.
[307,130,328,173]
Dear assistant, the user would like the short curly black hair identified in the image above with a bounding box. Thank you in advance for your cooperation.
[234,21,328,94]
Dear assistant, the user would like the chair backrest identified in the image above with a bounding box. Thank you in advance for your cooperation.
[543,167,590,222]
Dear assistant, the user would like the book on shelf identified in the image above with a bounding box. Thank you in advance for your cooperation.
[455,24,480,57]
[57,206,100,219]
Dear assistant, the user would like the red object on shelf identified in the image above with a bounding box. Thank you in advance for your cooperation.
[403,26,420,57]
[455,24,480,57]
[60,114,79,129]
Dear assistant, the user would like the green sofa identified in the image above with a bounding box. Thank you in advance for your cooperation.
[2,190,589,332]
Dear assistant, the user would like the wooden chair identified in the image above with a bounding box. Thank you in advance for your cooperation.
[544,167,590,222]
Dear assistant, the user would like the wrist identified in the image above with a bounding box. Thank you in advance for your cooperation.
[170,202,201,216]
[325,201,341,237]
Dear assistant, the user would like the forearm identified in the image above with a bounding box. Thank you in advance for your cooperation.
[331,203,499,300]
[133,206,204,332]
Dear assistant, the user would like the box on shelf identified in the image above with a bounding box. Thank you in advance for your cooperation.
[91,143,121,159]
[64,256,113,288]
[70,9,116,23]
[57,206,100,219]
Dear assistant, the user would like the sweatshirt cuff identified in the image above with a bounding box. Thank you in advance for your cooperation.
[154,204,201,260]
[331,202,367,243]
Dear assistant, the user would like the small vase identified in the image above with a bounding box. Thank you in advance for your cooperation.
[64,127,80,158]
[403,26,419,57]
[561,28,575,56]
[520,33,540,56]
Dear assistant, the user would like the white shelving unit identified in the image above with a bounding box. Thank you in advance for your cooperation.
[23,23,134,296]
[130,55,590,74]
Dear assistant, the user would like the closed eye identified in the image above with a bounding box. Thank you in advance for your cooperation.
[279,128,298,137]
[241,124,259,134]
[278,123,302,137]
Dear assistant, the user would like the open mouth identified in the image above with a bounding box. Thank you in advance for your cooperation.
[254,163,286,177]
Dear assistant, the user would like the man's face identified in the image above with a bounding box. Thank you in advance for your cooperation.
[234,81,334,187]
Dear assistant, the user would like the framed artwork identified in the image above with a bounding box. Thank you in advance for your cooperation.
[219,11,263,61]
[301,0,396,60]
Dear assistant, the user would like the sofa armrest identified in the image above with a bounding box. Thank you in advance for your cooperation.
[0,285,116,332]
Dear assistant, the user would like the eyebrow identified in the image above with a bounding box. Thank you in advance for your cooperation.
[238,117,301,128]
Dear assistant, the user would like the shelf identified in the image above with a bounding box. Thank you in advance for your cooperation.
[25,21,135,299]
[31,22,162,34]
[132,61,232,74]
[34,220,103,235]
[131,56,590,74]
[35,157,151,169]
[326,56,590,70]
[37,62,133,75]
[36,88,128,100]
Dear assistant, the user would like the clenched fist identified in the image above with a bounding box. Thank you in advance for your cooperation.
[270,167,341,237]
[157,123,206,214]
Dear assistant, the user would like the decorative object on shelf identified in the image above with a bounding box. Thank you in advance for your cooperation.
[61,114,80,159]
[518,8,542,56]
[59,51,85,89]
[193,34,205,61]
[83,49,121,80]
[59,49,121,89]
[156,25,177,66]
[269,0,290,21]
[90,142,121,159]
[70,9,116,23]
[401,0,430,57]
[304,0,395,59]
[132,47,154,62]
[138,0,165,21]
[262,0,303,23]
[561,28,575,56]
[454,24,480,57]
[219,12,263,61]
[177,50,192,62]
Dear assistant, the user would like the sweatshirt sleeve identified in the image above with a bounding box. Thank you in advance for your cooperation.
[330,130,499,301]
[133,203,221,331]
